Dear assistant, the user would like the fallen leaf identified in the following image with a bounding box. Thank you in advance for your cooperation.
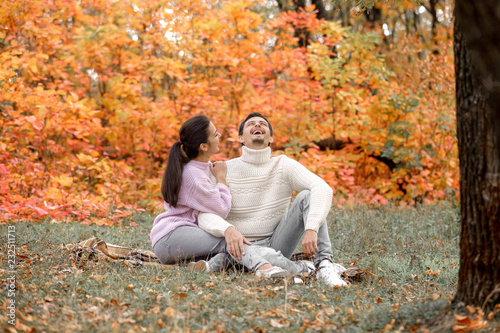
[269,318,290,328]
[163,306,177,318]
[454,314,469,323]
[452,312,487,332]
[118,317,136,324]
[262,309,285,318]
[380,318,396,332]
[174,292,188,299]
[317,293,327,300]
[430,293,440,301]
[324,307,335,316]
[466,305,476,314]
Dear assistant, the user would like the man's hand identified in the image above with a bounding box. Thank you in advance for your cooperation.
[302,230,318,257]
[224,226,252,260]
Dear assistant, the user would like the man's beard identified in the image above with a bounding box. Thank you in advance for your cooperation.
[252,138,265,145]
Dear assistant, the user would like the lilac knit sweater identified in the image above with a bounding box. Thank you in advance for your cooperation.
[150,160,231,248]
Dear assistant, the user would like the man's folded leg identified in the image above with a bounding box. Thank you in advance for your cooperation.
[266,190,347,287]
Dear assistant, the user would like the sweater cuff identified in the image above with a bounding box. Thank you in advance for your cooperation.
[198,212,233,238]
[305,219,325,233]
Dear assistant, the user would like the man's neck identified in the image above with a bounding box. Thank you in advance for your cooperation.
[241,146,272,164]
[244,144,267,150]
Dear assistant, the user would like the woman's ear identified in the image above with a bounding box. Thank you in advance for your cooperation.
[199,143,208,152]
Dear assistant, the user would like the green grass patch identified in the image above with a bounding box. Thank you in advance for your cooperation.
[2,202,499,332]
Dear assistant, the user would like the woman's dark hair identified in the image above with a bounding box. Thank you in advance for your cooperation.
[161,115,211,207]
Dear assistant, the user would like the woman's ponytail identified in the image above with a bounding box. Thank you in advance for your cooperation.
[161,141,189,207]
[160,115,210,207]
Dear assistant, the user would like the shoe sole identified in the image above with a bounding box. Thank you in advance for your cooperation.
[256,270,289,279]
[268,271,289,278]
[187,261,208,272]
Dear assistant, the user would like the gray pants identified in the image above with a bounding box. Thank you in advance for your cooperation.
[153,226,269,271]
[208,190,334,273]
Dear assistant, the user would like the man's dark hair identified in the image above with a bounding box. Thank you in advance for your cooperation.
[238,112,273,137]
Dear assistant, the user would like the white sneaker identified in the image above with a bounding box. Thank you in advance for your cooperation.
[255,266,288,279]
[316,260,348,287]
[187,260,211,273]
[293,277,305,284]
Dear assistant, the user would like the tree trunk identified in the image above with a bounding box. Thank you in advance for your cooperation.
[453,1,500,310]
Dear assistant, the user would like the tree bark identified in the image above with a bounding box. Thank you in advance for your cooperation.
[311,0,328,20]
[453,1,500,310]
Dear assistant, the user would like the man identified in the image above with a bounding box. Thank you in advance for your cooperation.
[199,113,346,287]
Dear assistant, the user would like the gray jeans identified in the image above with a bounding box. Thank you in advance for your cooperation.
[208,190,334,273]
[153,226,269,271]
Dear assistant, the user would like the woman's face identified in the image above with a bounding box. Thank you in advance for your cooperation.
[205,122,221,155]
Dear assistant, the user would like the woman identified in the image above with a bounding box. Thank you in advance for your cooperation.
[150,115,286,277]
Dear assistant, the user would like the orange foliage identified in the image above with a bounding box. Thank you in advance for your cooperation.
[0,0,457,224]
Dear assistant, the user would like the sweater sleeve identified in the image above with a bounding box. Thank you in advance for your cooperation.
[198,212,233,237]
[183,173,232,219]
[283,158,333,232]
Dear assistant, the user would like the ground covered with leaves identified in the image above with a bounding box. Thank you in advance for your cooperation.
[2,203,499,332]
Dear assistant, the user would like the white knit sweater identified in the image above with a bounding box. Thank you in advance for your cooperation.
[198,146,333,241]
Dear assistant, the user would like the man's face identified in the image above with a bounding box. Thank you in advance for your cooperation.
[239,116,273,150]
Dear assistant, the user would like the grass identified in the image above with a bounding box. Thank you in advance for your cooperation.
[1,202,499,332]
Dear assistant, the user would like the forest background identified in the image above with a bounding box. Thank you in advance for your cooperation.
[0,0,457,225]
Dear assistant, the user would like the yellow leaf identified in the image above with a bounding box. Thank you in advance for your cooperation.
[28,58,38,74]
[53,175,73,187]
[70,92,79,101]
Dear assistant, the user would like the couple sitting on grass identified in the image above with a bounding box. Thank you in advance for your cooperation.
[150,113,347,287]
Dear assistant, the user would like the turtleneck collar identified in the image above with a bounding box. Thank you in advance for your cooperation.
[241,146,272,164]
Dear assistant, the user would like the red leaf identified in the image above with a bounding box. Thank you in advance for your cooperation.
[26,116,43,130]
[0,164,8,174]
[34,207,48,216]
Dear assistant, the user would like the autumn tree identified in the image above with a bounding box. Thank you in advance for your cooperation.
[453,1,500,310]
[0,0,458,223]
